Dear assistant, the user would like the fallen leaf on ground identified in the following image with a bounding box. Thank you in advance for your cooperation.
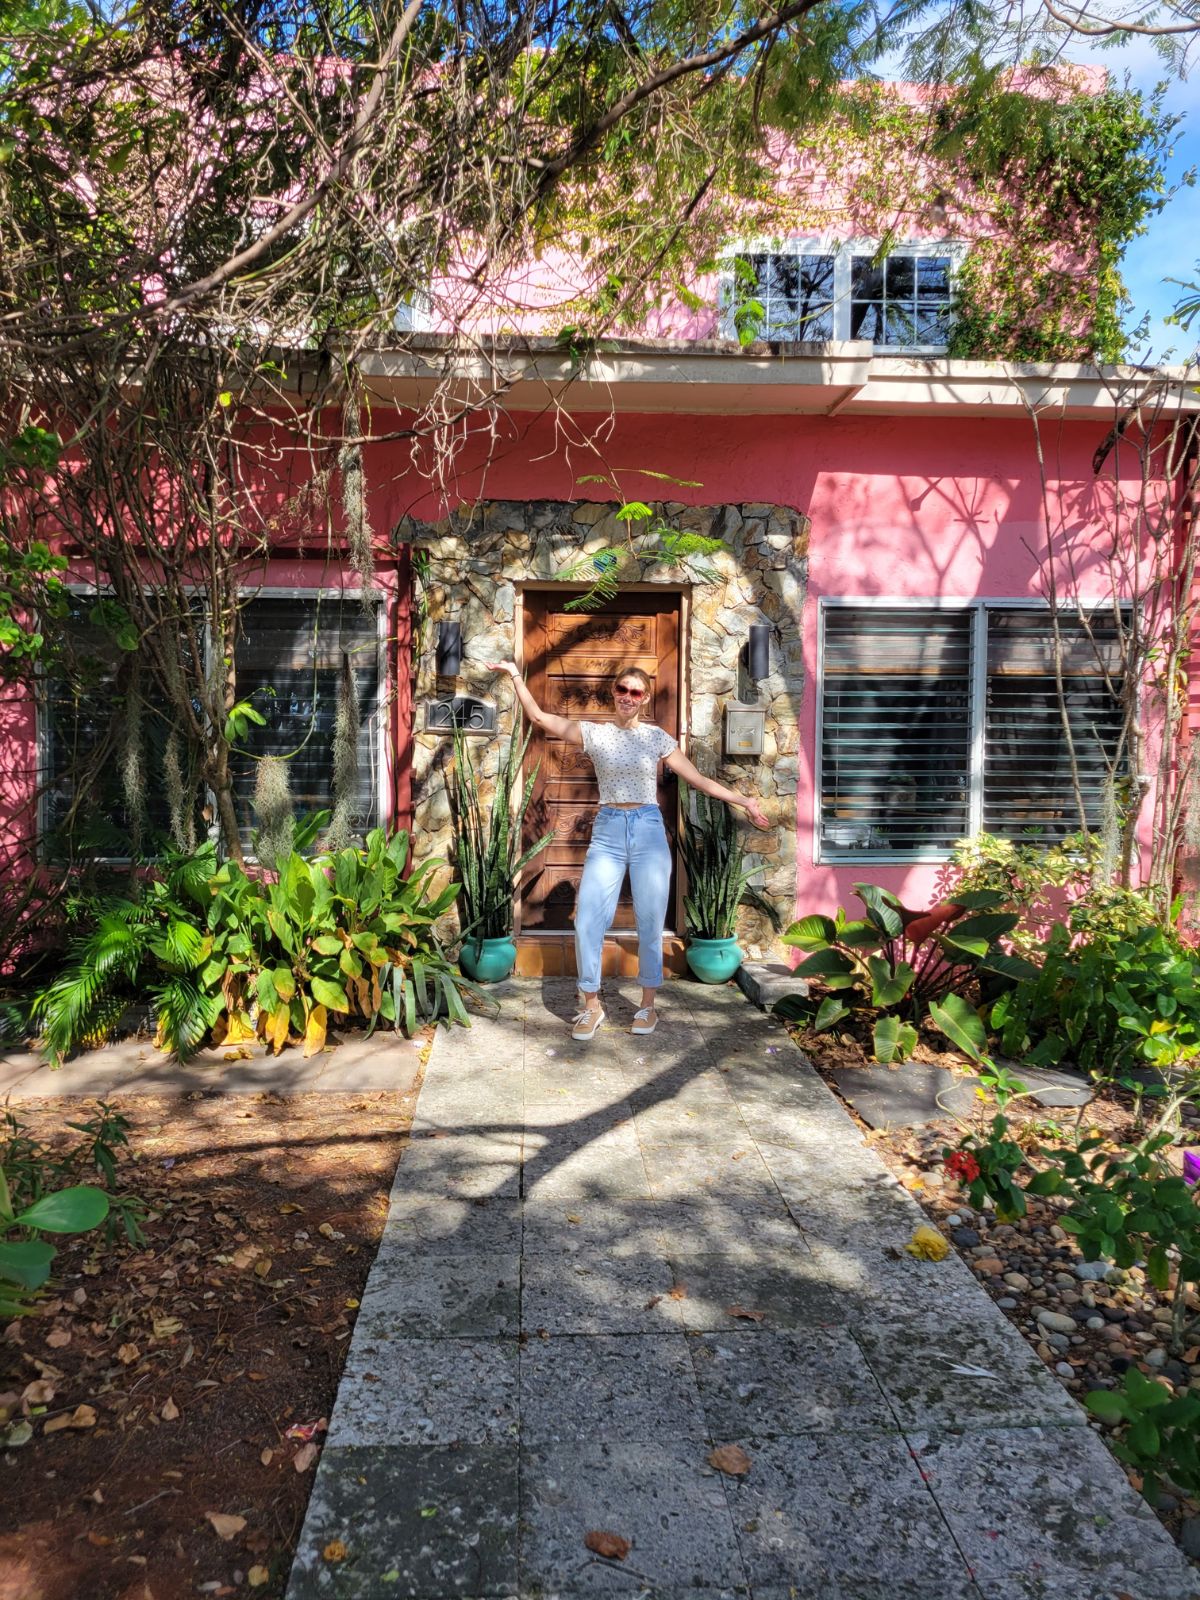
[21,1379,55,1406]
[161,1396,180,1420]
[318,1222,337,1239]
[727,1305,766,1322]
[253,1257,273,1278]
[64,1404,97,1430]
[117,1343,141,1365]
[205,1511,246,1540]
[45,1328,71,1349]
[248,1567,270,1588]
[152,1317,184,1339]
[904,1225,949,1261]
[323,1540,347,1562]
[260,1448,274,1466]
[708,1444,752,1476]
[584,1530,631,1560]
[87,1531,113,1547]
[667,1282,688,1300]
[293,1442,318,1471]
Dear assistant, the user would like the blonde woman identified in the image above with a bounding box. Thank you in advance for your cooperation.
[487,660,769,1040]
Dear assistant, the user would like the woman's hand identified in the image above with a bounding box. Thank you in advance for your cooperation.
[741,797,771,829]
[484,660,520,681]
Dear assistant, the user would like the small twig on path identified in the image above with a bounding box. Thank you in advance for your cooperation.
[124,1487,180,1516]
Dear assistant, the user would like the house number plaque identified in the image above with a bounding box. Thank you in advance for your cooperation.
[424,694,498,736]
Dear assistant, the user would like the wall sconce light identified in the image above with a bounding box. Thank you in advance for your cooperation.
[436,620,463,677]
[745,623,771,682]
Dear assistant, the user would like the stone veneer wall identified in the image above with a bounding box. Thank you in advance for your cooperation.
[401,500,808,953]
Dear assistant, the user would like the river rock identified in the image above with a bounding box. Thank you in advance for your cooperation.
[1036,1309,1079,1336]
[1003,1272,1031,1292]
[1075,1260,1110,1281]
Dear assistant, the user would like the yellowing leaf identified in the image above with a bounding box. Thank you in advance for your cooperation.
[270,1004,291,1056]
[205,1511,247,1540]
[117,1343,140,1365]
[584,1530,631,1560]
[253,1256,272,1279]
[248,1566,270,1588]
[153,1317,184,1339]
[323,1540,347,1563]
[904,1225,950,1261]
[303,1003,328,1059]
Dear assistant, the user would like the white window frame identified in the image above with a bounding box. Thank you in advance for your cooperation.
[720,237,968,354]
[814,595,1133,865]
[38,584,390,861]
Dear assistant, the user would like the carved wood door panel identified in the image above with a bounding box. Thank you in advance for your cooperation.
[519,592,681,932]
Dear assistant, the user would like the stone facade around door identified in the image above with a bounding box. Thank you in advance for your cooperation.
[402,500,809,952]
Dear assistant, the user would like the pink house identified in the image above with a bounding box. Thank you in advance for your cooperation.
[9,81,1195,978]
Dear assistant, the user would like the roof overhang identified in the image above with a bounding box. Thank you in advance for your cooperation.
[347,336,1198,421]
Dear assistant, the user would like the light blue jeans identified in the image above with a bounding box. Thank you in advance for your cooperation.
[575,805,672,995]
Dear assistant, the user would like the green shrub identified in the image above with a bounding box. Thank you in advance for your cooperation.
[779,883,1034,1065]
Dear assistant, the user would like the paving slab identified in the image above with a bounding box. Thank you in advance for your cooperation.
[718,1430,977,1594]
[287,979,1200,1600]
[519,1333,708,1444]
[912,1425,1200,1600]
[0,1030,425,1098]
[520,1441,749,1597]
[286,1444,518,1598]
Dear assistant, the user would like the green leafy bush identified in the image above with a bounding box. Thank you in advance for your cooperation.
[780,883,1033,1064]
[989,919,1200,1081]
[1087,1366,1200,1504]
[31,828,475,1062]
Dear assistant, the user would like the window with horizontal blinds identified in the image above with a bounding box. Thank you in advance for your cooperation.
[984,608,1127,836]
[819,603,1129,860]
[229,597,381,844]
[820,608,972,854]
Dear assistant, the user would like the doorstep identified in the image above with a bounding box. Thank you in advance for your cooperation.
[514,933,688,978]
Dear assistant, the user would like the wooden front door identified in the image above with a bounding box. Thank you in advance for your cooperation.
[519,592,681,932]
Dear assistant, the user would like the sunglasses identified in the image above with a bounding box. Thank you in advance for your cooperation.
[614,684,646,700]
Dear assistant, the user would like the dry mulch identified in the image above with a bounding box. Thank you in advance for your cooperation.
[0,1058,429,1600]
[792,1018,1200,1551]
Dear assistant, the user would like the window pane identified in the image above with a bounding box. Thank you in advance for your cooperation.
[821,608,972,855]
[882,303,919,346]
[848,300,884,341]
[796,253,834,339]
[230,597,381,847]
[983,610,1127,837]
[850,255,883,299]
[915,307,952,346]
[885,256,915,298]
[917,256,952,297]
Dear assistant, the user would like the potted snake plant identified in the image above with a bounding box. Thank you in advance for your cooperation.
[680,782,778,982]
[448,718,554,982]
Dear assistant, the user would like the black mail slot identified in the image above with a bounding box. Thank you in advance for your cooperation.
[424,694,498,735]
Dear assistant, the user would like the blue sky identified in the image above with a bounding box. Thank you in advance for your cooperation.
[1072,35,1199,361]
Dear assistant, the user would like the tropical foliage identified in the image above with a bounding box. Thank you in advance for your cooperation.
[780,883,1034,1064]
[31,827,474,1063]
[448,720,554,945]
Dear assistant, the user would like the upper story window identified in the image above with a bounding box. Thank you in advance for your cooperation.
[724,240,964,353]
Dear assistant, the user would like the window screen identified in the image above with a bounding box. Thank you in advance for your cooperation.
[229,596,381,844]
[42,598,175,854]
[820,607,972,854]
[984,608,1127,836]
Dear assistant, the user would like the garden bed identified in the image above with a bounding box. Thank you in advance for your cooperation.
[790,1016,1200,1559]
[0,1066,428,1600]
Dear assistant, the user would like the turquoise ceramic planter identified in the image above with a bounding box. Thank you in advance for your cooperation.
[685,935,744,984]
[459,935,517,983]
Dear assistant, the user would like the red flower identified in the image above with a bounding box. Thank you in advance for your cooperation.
[946,1149,981,1184]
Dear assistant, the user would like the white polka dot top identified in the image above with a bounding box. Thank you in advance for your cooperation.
[580,721,678,805]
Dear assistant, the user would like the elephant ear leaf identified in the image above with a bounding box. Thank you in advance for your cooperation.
[872,1015,918,1064]
[794,949,857,989]
[782,915,836,951]
[866,957,914,1009]
[814,996,851,1032]
[928,992,989,1062]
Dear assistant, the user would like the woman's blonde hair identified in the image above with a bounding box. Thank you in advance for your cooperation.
[610,663,652,694]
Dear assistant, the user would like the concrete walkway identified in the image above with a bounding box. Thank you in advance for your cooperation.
[287,979,1199,1600]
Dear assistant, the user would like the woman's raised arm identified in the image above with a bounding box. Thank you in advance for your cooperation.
[485,662,584,746]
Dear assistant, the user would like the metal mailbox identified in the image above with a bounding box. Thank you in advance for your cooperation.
[723,702,765,756]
